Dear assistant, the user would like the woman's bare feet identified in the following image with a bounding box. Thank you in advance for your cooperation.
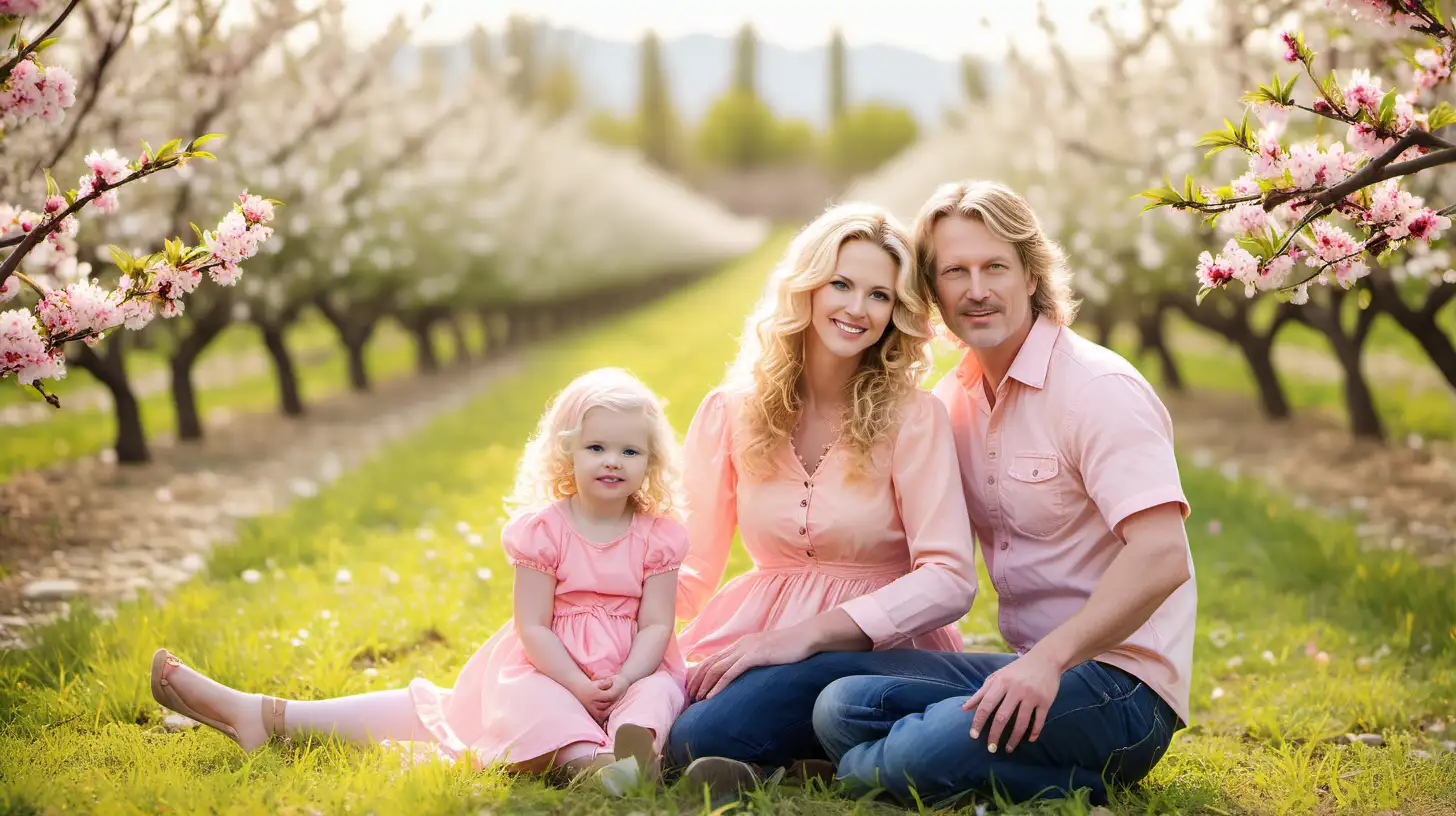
[150,649,279,751]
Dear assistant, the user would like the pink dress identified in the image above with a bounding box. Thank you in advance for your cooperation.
[675,387,979,662]
[407,502,689,766]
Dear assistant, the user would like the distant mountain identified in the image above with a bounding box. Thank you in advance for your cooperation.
[409,27,984,129]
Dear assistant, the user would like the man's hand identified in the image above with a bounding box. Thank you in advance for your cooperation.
[962,649,1063,754]
[687,629,811,701]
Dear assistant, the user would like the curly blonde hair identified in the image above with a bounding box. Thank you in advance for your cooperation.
[913,180,1079,326]
[725,202,933,481]
[505,367,683,518]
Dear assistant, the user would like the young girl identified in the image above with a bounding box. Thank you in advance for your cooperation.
[149,367,690,787]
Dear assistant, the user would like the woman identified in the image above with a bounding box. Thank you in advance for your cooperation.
[666,202,979,791]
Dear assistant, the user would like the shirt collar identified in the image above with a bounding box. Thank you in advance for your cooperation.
[951,315,1061,392]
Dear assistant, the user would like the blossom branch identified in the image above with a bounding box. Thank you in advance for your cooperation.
[0,0,82,79]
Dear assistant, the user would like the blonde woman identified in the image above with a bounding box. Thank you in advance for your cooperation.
[150,368,690,789]
[664,203,979,790]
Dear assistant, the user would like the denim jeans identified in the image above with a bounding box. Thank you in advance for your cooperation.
[664,650,1176,807]
[813,652,1178,807]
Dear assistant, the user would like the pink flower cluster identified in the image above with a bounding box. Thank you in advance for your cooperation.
[1306,220,1369,287]
[1363,179,1453,243]
[76,149,130,214]
[0,193,277,387]
[1412,44,1453,92]
[1197,240,1298,297]
[0,1,45,15]
[1,58,76,130]
[0,308,63,384]
[1327,0,1422,27]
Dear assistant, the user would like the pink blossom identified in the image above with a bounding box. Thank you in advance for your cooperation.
[0,308,63,383]
[1328,0,1421,27]
[94,189,119,214]
[1228,203,1270,237]
[1368,180,1422,228]
[148,261,203,301]
[1413,45,1452,91]
[1346,122,1391,157]
[1259,254,1297,292]
[1308,220,1362,264]
[1280,31,1301,62]
[0,60,77,130]
[239,193,275,224]
[34,279,122,342]
[0,0,45,15]
[84,149,129,186]
[1334,257,1370,287]
[1197,240,1259,290]
[1251,131,1285,180]
[42,195,64,215]
[1231,172,1261,197]
[120,298,155,331]
[1343,69,1385,116]
[203,210,272,266]
[210,262,242,287]
[1402,209,1451,241]
[1286,143,1349,189]
[0,276,20,302]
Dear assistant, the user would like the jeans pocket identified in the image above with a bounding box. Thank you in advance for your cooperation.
[1106,698,1171,784]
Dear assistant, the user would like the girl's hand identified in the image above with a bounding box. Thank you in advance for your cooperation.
[570,676,618,723]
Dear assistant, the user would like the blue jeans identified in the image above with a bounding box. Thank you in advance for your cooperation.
[664,650,1176,807]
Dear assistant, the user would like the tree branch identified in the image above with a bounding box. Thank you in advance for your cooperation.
[0,0,83,79]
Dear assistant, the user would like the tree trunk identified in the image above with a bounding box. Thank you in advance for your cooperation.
[345,336,371,392]
[168,300,233,442]
[258,319,305,417]
[1291,288,1384,440]
[448,314,471,365]
[72,338,149,464]
[1368,274,1456,392]
[316,295,379,393]
[1175,297,1294,420]
[405,315,440,375]
[1137,300,1184,393]
[1091,304,1117,348]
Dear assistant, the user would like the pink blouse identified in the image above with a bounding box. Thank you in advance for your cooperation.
[674,387,979,662]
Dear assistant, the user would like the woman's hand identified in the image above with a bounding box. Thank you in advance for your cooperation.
[687,629,812,701]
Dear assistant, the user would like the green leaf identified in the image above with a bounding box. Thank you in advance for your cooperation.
[156,137,183,160]
[1427,102,1456,130]
[43,168,57,199]
[108,245,134,275]
[30,36,58,53]
[190,151,216,160]
[1195,110,1255,157]
[190,222,206,243]
[1195,285,1214,306]
[189,133,225,149]
[1377,88,1398,127]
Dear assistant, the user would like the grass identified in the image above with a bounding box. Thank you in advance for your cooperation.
[1,236,1454,814]
[0,316,474,483]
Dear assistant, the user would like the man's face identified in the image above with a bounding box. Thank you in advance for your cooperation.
[930,215,1036,350]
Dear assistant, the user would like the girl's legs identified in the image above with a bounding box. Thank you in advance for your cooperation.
[152,650,436,751]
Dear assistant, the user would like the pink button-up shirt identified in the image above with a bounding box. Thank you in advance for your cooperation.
[674,388,978,662]
[931,316,1196,724]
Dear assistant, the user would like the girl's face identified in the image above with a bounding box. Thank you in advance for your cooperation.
[571,406,652,505]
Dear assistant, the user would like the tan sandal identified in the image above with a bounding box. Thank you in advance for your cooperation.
[150,648,287,751]
[612,722,660,782]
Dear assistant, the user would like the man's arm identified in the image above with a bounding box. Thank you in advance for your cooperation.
[1026,502,1191,672]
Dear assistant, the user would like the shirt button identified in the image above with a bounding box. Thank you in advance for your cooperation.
[800,499,807,507]
[989,451,997,459]
[799,527,807,535]
[987,475,996,485]
[1000,541,1009,550]
[803,481,811,488]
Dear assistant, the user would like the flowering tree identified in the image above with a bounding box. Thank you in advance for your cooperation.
[0,0,276,440]
[1140,0,1456,437]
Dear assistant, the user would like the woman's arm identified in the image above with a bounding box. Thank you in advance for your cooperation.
[676,390,740,621]
[615,571,679,685]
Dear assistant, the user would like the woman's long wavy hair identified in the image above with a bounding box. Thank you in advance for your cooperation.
[725,202,933,481]
[505,367,683,519]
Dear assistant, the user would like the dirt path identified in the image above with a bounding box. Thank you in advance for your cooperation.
[0,355,522,646]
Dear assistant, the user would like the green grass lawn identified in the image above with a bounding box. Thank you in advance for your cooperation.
[0,316,474,483]
[1,237,1453,815]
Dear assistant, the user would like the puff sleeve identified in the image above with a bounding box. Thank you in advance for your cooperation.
[644,517,691,578]
[501,510,561,576]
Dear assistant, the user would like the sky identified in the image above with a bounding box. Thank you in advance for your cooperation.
[338,0,1216,60]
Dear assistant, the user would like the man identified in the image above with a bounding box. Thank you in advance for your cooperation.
[809,180,1197,807]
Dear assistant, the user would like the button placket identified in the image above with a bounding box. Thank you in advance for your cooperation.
[802,480,816,557]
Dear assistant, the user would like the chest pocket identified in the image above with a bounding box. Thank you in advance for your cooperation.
[1004,452,1070,537]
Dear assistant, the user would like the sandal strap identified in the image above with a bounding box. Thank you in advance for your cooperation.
[261,696,287,739]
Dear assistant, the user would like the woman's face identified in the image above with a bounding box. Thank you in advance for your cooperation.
[806,239,899,361]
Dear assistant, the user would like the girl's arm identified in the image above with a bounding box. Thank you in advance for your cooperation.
[614,570,678,685]
[513,566,596,697]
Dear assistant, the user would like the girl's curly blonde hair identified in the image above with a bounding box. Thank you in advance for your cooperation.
[725,202,933,481]
[505,367,683,518]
